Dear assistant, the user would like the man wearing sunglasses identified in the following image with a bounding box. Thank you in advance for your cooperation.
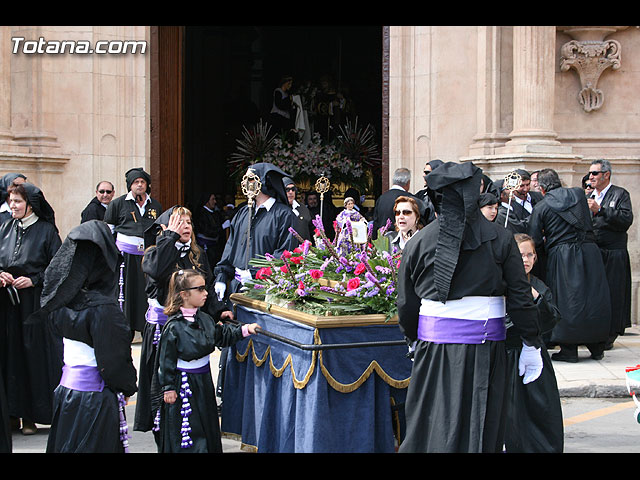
[80,180,115,223]
[587,159,634,350]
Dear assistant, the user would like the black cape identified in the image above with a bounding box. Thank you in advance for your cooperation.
[156,309,245,453]
[591,184,633,338]
[528,186,611,345]
[80,196,107,223]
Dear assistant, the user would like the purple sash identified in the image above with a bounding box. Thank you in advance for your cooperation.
[177,363,210,374]
[116,238,144,256]
[418,315,506,344]
[145,304,167,325]
[59,364,105,392]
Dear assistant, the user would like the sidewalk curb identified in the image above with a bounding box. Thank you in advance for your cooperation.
[559,382,631,398]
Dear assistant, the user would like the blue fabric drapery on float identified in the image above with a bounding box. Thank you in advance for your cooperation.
[220,305,412,453]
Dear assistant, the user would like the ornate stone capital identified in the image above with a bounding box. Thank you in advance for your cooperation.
[559,26,628,113]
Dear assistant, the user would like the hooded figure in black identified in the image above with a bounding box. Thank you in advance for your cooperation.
[0,173,27,224]
[0,182,61,433]
[528,168,611,362]
[213,162,296,301]
[32,220,137,452]
[397,161,542,453]
[104,167,163,336]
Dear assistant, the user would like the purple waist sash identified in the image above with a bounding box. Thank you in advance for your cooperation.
[177,363,210,374]
[145,304,168,325]
[60,364,105,392]
[418,315,506,344]
[116,238,144,256]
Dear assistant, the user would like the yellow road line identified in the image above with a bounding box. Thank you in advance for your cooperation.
[563,400,636,426]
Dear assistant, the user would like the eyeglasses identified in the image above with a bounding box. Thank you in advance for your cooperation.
[285,187,296,192]
[183,285,207,292]
[395,209,414,216]
[588,171,603,177]
[98,189,113,194]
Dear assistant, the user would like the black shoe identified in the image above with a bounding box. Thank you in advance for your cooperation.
[591,353,604,360]
[551,352,578,363]
[604,342,614,351]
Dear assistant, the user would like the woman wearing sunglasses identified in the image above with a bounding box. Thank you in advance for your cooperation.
[385,196,424,253]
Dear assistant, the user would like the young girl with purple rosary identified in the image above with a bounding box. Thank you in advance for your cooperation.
[156,269,259,452]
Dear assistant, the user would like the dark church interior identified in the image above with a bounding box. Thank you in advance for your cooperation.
[182,25,383,211]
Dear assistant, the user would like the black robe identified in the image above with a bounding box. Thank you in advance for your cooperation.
[156,309,245,453]
[135,229,222,434]
[528,187,611,345]
[193,205,226,270]
[290,201,313,241]
[590,184,633,339]
[504,274,563,453]
[214,199,295,296]
[80,196,107,223]
[104,193,162,333]
[397,215,540,453]
[0,218,62,424]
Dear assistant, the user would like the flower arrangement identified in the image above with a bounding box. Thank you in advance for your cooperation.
[227,117,380,193]
[241,215,400,321]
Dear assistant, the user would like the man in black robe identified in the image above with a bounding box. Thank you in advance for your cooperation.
[528,168,611,362]
[586,159,633,350]
[193,193,226,270]
[213,162,296,302]
[80,180,115,223]
[496,169,542,234]
[104,167,162,338]
[397,161,542,453]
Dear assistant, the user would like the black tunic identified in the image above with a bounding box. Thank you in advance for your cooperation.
[397,215,540,453]
[0,218,62,424]
[80,196,107,223]
[104,193,162,333]
[528,187,611,345]
[156,309,245,453]
[504,274,563,453]
[214,199,295,295]
[591,184,633,338]
[193,205,226,269]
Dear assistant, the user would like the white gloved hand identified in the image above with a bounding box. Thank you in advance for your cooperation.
[234,268,252,285]
[214,282,226,301]
[519,343,543,384]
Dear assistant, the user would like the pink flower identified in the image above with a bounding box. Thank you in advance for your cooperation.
[280,265,289,274]
[256,267,272,280]
[298,281,305,290]
[354,263,366,275]
[290,256,302,265]
[347,278,360,291]
[309,269,324,280]
[282,250,292,259]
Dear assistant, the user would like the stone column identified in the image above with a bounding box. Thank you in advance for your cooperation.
[503,26,566,153]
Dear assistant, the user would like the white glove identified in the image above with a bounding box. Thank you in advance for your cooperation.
[214,282,226,301]
[519,343,543,384]
[234,268,252,285]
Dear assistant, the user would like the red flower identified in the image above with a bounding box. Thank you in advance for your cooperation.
[282,250,292,259]
[314,228,321,236]
[256,267,272,280]
[298,280,305,290]
[290,256,302,265]
[293,247,302,254]
[354,263,366,275]
[280,265,289,274]
[309,269,324,280]
[347,277,360,291]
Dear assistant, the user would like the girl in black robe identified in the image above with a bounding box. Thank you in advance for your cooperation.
[155,269,258,452]
[135,206,231,446]
[503,233,564,453]
[0,182,61,434]
[36,220,138,453]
